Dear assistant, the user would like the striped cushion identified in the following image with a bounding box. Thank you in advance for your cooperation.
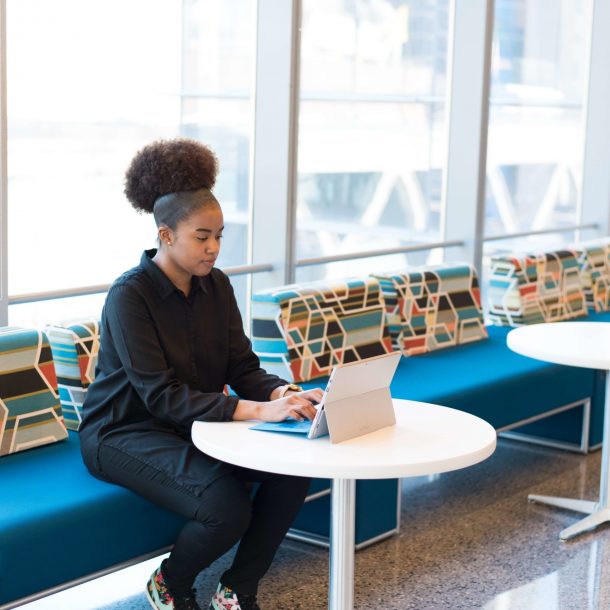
[45,319,100,431]
[252,278,393,382]
[487,250,587,326]
[572,239,610,313]
[373,263,487,355]
[0,327,67,457]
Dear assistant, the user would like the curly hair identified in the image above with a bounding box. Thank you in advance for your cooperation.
[124,138,218,214]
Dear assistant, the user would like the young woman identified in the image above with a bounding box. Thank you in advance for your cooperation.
[79,139,323,610]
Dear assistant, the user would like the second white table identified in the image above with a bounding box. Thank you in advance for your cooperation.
[507,321,610,540]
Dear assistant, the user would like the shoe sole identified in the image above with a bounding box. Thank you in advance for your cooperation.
[145,579,161,610]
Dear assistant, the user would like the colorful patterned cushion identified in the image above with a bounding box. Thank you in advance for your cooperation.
[487,250,587,326]
[372,263,487,355]
[572,239,610,313]
[251,278,393,382]
[0,327,67,456]
[45,319,100,431]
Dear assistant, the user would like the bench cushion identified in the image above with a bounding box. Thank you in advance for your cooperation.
[373,263,487,355]
[0,327,67,457]
[0,431,187,605]
[573,240,610,313]
[252,277,393,382]
[487,250,587,326]
[46,319,100,431]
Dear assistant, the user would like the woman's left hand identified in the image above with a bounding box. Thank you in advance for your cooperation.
[290,388,324,406]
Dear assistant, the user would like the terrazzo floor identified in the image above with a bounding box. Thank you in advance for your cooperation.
[15,438,610,610]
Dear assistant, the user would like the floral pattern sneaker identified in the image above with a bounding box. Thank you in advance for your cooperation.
[146,561,202,610]
[209,583,261,610]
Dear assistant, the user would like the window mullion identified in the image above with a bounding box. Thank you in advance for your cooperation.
[441,0,494,276]
[0,0,8,326]
[579,0,610,240]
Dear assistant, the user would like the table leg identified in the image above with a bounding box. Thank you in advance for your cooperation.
[528,370,610,541]
[329,478,355,610]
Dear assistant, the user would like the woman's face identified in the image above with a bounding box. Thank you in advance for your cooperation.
[167,204,224,277]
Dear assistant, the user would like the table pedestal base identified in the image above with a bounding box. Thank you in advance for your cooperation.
[528,495,610,540]
[527,370,610,542]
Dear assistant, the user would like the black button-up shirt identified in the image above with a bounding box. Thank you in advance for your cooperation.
[79,249,287,472]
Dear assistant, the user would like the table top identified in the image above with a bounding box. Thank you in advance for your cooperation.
[191,399,496,480]
[507,321,610,370]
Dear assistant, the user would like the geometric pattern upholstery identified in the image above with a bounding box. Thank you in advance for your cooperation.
[0,327,67,456]
[251,278,393,382]
[372,263,488,355]
[572,240,610,313]
[45,319,100,431]
[487,249,587,326]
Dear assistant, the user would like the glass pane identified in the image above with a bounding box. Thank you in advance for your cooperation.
[297,0,450,278]
[7,0,253,307]
[491,0,590,102]
[8,293,107,329]
[485,0,591,238]
[301,0,449,97]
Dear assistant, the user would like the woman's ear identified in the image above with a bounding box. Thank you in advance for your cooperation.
[158,226,173,247]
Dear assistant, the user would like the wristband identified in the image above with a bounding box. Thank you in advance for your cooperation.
[278,383,303,398]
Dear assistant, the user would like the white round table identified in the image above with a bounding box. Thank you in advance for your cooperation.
[507,321,610,541]
[192,399,496,610]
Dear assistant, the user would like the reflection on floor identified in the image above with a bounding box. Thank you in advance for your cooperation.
[16,438,610,610]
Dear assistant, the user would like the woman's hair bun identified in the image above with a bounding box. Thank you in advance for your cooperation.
[124,138,219,213]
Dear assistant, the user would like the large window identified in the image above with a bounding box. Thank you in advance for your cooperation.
[483,0,592,255]
[7,0,253,325]
[296,0,450,281]
[2,0,608,328]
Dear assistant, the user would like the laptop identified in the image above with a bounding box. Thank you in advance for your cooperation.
[250,351,401,444]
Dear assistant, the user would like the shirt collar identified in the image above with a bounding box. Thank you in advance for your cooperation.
[140,249,209,299]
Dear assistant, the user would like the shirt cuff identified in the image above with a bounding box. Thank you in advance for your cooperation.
[222,395,240,421]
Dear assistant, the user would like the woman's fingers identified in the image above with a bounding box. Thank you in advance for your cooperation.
[290,407,317,421]
[299,388,324,403]
[299,403,318,420]
[286,394,318,420]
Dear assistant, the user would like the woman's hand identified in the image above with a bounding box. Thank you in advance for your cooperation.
[297,387,325,405]
[232,387,324,422]
[260,388,324,422]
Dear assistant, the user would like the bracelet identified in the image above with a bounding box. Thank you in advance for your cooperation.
[278,383,303,398]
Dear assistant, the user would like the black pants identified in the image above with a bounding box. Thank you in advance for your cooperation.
[97,432,310,596]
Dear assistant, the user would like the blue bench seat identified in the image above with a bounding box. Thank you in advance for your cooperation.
[0,432,187,606]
